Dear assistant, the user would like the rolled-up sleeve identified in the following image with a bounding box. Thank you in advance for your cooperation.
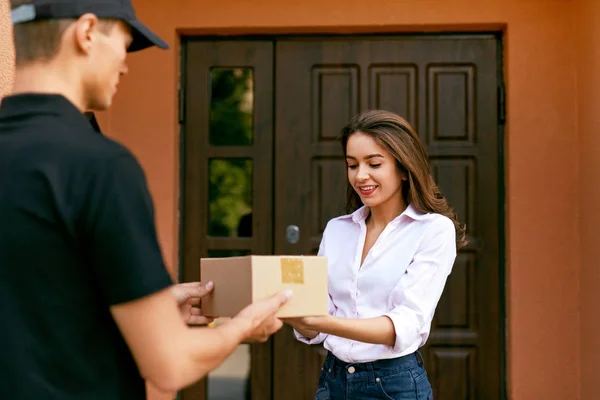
[294,227,335,345]
[384,217,457,354]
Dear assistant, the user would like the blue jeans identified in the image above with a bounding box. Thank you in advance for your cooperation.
[316,351,433,400]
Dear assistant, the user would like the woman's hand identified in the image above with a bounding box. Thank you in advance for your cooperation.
[283,315,331,339]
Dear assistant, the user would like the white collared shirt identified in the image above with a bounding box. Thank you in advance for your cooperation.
[294,204,457,363]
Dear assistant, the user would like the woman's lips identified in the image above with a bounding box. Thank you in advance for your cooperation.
[358,185,378,196]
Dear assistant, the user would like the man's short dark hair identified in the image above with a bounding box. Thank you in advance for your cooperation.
[11,0,115,67]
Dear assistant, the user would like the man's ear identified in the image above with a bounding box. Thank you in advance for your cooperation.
[72,13,100,55]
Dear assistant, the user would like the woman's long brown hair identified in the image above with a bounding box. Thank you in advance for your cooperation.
[340,110,468,250]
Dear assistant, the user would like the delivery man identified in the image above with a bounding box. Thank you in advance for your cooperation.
[0,1,292,398]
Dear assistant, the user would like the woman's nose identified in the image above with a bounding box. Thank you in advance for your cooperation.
[356,167,369,181]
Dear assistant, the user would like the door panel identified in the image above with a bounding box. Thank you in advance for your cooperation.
[273,36,501,400]
[182,40,274,400]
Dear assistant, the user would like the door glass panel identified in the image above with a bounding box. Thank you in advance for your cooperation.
[208,159,253,237]
[210,68,254,146]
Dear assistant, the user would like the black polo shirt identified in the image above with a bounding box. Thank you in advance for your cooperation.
[0,94,174,399]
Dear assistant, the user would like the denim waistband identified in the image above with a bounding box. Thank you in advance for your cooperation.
[323,350,424,377]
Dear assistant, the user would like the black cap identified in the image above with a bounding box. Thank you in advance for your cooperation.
[11,0,169,52]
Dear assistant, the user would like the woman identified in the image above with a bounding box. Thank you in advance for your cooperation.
[284,110,467,400]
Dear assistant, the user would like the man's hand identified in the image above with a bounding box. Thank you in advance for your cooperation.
[232,289,293,343]
[172,281,215,325]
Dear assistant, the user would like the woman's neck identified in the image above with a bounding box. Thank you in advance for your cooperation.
[366,194,407,229]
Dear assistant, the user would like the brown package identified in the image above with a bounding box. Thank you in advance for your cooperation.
[200,255,328,318]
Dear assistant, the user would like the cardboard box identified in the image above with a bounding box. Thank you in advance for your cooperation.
[200,255,328,318]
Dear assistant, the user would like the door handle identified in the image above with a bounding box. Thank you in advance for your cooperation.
[286,225,300,244]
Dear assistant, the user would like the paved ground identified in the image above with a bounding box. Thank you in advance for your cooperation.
[207,376,249,400]
[207,336,251,399]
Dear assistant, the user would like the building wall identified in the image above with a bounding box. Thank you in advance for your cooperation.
[0,0,596,399]
[111,1,581,399]
[577,0,600,399]
[0,0,14,98]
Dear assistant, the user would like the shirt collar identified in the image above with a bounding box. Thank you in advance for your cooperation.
[403,204,430,221]
[349,206,370,223]
[348,203,430,224]
[0,93,97,134]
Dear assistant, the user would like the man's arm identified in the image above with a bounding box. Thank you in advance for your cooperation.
[111,287,291,392]
[81,152,290,391]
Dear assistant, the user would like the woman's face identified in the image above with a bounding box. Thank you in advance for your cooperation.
[345,132,405,210]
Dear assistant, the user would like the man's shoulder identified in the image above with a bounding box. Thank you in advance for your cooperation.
[76,133,136,165]
[54,119,132,158]
[6,113,133,160]
[41,119,140,171]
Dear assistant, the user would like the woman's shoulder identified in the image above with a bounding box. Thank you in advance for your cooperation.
[320,209,363,240]
[421,211,453,226]
[404,205,455,239]
[326,207,366,228]
[323,214,354,231]
[406,205,452,226]
[416,212,456,242]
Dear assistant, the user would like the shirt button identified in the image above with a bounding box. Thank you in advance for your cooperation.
[348,366,356,374]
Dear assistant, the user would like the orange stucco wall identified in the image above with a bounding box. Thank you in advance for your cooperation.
[0,0,14,97]
[577,0,600,399]
[0,0,598,399]
[114,1,582,399]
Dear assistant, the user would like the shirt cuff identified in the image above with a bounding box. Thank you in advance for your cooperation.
[293,328,328,345]
[384,310,421,354]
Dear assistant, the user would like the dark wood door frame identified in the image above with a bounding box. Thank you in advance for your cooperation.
[179,40,275,400]
[178,33,507,400]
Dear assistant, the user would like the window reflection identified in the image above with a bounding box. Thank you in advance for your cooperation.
[208,159,253,237]
[209,68,254,146]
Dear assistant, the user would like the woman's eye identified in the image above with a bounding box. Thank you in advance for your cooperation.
[347,165,358,170]
[370,164,381,168]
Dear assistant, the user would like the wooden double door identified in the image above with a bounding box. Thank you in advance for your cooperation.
[181,34,504,400]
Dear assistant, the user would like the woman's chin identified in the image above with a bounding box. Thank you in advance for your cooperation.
[359,198,381,208]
